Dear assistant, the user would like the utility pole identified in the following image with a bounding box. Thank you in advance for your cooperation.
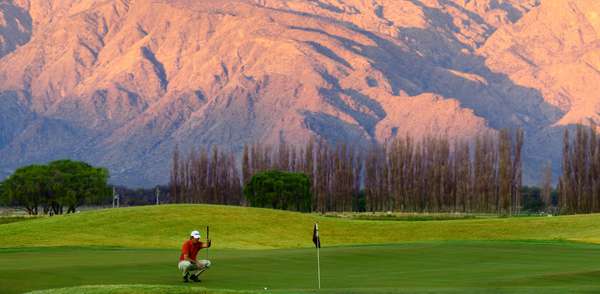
[113,187,120,208]
[155,187,160,205]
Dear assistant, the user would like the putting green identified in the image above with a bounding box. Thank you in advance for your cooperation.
[2,241,600,294]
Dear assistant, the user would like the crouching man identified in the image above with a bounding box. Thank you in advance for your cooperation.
[178,230,211,282]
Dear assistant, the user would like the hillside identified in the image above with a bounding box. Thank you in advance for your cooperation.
[0,0,596,186]
[1,204,600,249]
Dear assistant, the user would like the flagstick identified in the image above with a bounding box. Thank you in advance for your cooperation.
[317,244,321,290]
[315,223,321,290]
[206,225,210,260]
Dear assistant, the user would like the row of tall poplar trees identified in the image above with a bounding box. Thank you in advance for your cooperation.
[363,129,523,214]
[170,129,525,214]
[558,124,600,214]
[170,146,243,205]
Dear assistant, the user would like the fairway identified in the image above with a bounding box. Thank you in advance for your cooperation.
[2,205,600,249]
[2,241,600,293]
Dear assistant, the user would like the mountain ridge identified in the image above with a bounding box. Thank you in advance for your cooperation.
[0,0,593,186]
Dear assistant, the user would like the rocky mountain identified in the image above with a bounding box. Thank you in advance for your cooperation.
[0,0,594,186]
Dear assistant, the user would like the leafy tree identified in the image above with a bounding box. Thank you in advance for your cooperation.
[47,160,111,213]
[1,165,50,215]
[244,170,311,212]
[1,160,110,215]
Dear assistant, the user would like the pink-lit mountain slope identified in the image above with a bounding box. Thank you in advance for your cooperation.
[0,0,591,186]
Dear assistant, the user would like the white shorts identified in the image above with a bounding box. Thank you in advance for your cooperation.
[178,260,211,275]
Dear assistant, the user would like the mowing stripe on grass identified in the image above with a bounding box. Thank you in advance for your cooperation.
[2,241,600,294]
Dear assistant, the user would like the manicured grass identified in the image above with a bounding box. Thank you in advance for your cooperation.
[1,241,600,294]
[1,205,600,249]
[2,205,600,293]
[324,212,484,221]
[28,285,255,294]
[0,216,42,225]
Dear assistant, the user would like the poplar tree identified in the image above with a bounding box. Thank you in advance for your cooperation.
[559,128,572,213]
[541,162,553,212]
[170,145,181,203]
[512,128,524,214]
[498,129,512,214]
[242,144,251,185]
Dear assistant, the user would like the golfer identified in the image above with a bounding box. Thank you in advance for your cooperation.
[178,230,211,282]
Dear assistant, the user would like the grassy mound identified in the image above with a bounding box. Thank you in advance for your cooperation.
[1,205,600,249]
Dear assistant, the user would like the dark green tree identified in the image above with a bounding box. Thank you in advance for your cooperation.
[243,170,311,212]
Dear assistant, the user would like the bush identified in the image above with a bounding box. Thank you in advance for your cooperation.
[243,170,311,212]
[521,186,545,213]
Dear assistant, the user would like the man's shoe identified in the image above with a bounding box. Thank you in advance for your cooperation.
[190,274,201,282]
[183,272,190,283]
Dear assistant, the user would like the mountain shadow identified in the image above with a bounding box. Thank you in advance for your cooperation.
[0,2,32,58]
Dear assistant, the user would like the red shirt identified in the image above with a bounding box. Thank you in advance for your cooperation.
[179,239,203,261]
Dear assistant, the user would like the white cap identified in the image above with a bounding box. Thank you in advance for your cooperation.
[191,230,201,239]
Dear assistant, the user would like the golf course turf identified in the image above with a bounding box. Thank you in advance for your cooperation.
[1,205,600,293]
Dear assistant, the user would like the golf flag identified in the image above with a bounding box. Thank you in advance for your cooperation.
[313,223,321,248]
